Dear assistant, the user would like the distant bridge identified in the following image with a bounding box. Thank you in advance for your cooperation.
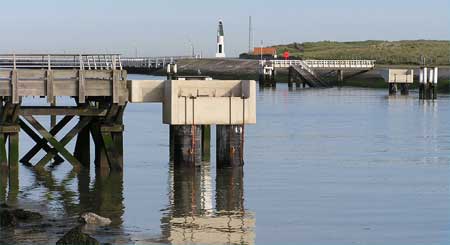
[259,59,376,88]
[260,59,376,69]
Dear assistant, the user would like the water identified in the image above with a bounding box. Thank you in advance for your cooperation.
[1,75,449,245]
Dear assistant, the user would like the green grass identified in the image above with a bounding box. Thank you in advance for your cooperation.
[271,40,450,65]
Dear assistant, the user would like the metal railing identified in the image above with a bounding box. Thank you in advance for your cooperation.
[260,59,376,69]
[121,56,194,69]
[0,54,122,70]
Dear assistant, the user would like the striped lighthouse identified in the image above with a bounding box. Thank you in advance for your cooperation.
[215,20,225,58]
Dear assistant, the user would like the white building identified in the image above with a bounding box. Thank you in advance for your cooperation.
[215,20,225,58]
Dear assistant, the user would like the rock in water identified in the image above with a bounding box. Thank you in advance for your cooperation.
[0,210,17,227]
[56,226,100,245]
[79,212,112,226]
[12,209,43,221]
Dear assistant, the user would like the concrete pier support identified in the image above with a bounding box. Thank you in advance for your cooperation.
[173,125,202,167]
[216,125,244,168]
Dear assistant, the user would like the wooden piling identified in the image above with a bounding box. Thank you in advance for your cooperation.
[0,166,6,203]
[173,125,202,167]
[400,83,409,95]
[74,119,91,168]
[389,83,397,95]
[288,67,294,88]
[216,125,244,168]
[169,125,175,162]
[8,132,19,177]
[201,125,211,162]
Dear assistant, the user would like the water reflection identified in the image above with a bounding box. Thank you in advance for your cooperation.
[78,170,125,226]
[162,165,255,245]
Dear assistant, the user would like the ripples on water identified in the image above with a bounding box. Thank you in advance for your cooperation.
[0,77,449,244]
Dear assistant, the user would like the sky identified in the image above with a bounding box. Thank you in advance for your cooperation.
[0,0,448,57]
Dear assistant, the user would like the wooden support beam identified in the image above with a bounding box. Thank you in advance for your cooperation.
[46,70,54,104]
[101,131,122,171]
[112,70,119,103]
[34,117,92,169]
[23,115,82,171]
[8,132,19,172]
[90,122,109,174]
[0,125,20,133]
[19,119,66,166]
[11,70,19,104]
[0,133,7,169]
[78,70,86,103]
[19,116,72,165]
[20,106,108,116]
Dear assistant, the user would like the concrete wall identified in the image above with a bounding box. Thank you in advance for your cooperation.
[127,79,256,125]
[380,69,414,83]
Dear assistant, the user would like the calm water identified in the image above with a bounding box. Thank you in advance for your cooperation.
[1,75,449,244]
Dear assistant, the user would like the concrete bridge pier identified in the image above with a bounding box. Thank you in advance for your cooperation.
[172,125,202,167]
[216,125,244,168]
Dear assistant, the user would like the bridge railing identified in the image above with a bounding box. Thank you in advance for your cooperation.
[121,56,194,69]
[0,54,123,70]
[261,59,376,69]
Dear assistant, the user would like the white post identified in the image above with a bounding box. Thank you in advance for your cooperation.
[429,69,434,83]
[423,67,428,84]
[433,67,438,84]
[419,68,424,84]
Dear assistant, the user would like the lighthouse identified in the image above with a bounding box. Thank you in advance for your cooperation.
[215,20,225,58]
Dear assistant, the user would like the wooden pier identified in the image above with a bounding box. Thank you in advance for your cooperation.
[0,54,256,183]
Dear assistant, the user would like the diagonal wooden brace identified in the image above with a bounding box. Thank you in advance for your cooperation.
[19,117,72,165]
[22,115,84,171]
[34,116,93,169]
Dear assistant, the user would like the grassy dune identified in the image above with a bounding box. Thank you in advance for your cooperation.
[271,40,450,65]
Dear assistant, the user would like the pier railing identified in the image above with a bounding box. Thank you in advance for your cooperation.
[0,54,122,70]
[260,59,376,69]
[121,56,193,69]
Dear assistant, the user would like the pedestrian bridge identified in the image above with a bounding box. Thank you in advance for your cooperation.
[260,59,376,69]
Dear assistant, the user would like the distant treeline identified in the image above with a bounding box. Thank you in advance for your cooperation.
[242,40,450,66]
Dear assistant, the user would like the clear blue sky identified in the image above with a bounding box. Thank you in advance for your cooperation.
[0,0,448,57]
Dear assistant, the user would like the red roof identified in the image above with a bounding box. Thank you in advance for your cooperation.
[252,47,276,55]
